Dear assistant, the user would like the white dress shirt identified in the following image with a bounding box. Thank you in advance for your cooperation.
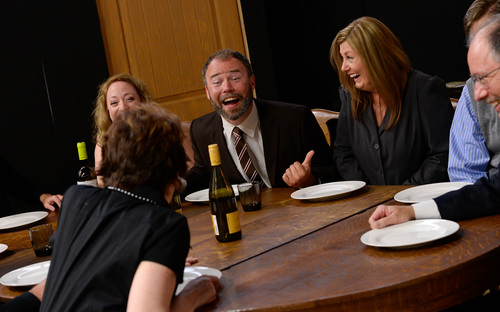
[413,200,442,219]
[221,103,272,188]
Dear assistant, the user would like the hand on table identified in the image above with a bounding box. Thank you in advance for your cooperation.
[40,194,63,211]
[173,275,220,311]
[282,150,317,188]
[185,256,198,267]
[368,204,416,229]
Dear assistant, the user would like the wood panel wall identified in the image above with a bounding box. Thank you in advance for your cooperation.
[95,0,248,121]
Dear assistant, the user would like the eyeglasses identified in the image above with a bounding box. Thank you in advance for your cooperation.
[471,65,500,89]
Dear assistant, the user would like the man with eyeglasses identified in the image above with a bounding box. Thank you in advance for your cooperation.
[368,15,500,229]
[472,66,500,87]
[448,0,500,183]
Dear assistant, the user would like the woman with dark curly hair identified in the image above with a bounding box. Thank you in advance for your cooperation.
[35,103,218,311]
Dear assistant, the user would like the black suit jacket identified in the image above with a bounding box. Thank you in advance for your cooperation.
[185,99,337,194]
[435,171,500,221]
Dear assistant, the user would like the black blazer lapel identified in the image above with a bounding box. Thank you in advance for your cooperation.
[256,100,279,187]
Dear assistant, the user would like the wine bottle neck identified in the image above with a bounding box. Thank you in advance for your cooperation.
[77,142,89,161]
[208,144,221,166]
[78,151,88,161]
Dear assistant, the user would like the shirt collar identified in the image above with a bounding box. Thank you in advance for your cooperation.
[221,101,259,138]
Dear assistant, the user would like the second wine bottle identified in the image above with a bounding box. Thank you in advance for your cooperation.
[76,142,97,187]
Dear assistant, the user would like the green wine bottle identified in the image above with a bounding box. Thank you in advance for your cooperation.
[171,190,182,214]
[208,144,241,242]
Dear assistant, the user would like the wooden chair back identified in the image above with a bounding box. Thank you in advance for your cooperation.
[450,98,458,110]
[181,121,195,170]
[311,109,339,146]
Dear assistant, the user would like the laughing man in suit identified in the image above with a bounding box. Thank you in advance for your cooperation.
[184,49,337,195]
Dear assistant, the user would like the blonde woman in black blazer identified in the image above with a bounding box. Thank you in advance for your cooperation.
[330,17,454,185]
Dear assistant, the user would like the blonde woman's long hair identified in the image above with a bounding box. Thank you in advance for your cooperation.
[92,74,155,144]
[330,16,411,129]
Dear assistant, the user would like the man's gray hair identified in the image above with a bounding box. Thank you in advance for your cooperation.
[487,14,500,62]
[201,49,253,85]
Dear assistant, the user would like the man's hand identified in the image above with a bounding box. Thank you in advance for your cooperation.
[282,150,317,188]
[368,204,416,229]
[39,194,63,211]
[185,256,198,266]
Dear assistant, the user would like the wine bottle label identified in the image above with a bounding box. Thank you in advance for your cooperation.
[171,192,182,213]
[211,215,219,235]
[77,179,98,187]
[226,210,241,234]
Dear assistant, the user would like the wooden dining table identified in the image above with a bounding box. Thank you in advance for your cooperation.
[0,185,499,311]
[0,209,58,301]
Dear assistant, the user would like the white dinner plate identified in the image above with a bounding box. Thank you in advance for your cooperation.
[185,185,239,203]
[0,211,49,230]
[0,260,51,287]
[290,181,366,202]
[361,219,460,248]
[394,182,472,203]
[0,244,7,254]
[175,266,222,295]
[0,262,222,290]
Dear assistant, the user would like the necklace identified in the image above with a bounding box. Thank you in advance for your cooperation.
[107,186,159,206]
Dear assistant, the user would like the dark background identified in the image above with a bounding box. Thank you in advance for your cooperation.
[240,0,472,111]
[0,1,108,213]
[1,0,472,213]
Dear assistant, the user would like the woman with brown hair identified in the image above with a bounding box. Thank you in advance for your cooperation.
[92,74,155,187]
[91,74,198,267]
[330,16,454,185]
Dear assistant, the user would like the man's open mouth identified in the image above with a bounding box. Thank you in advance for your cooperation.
[222,97,240,106]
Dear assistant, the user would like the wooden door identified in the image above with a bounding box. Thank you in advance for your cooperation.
[95,0,248,121]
